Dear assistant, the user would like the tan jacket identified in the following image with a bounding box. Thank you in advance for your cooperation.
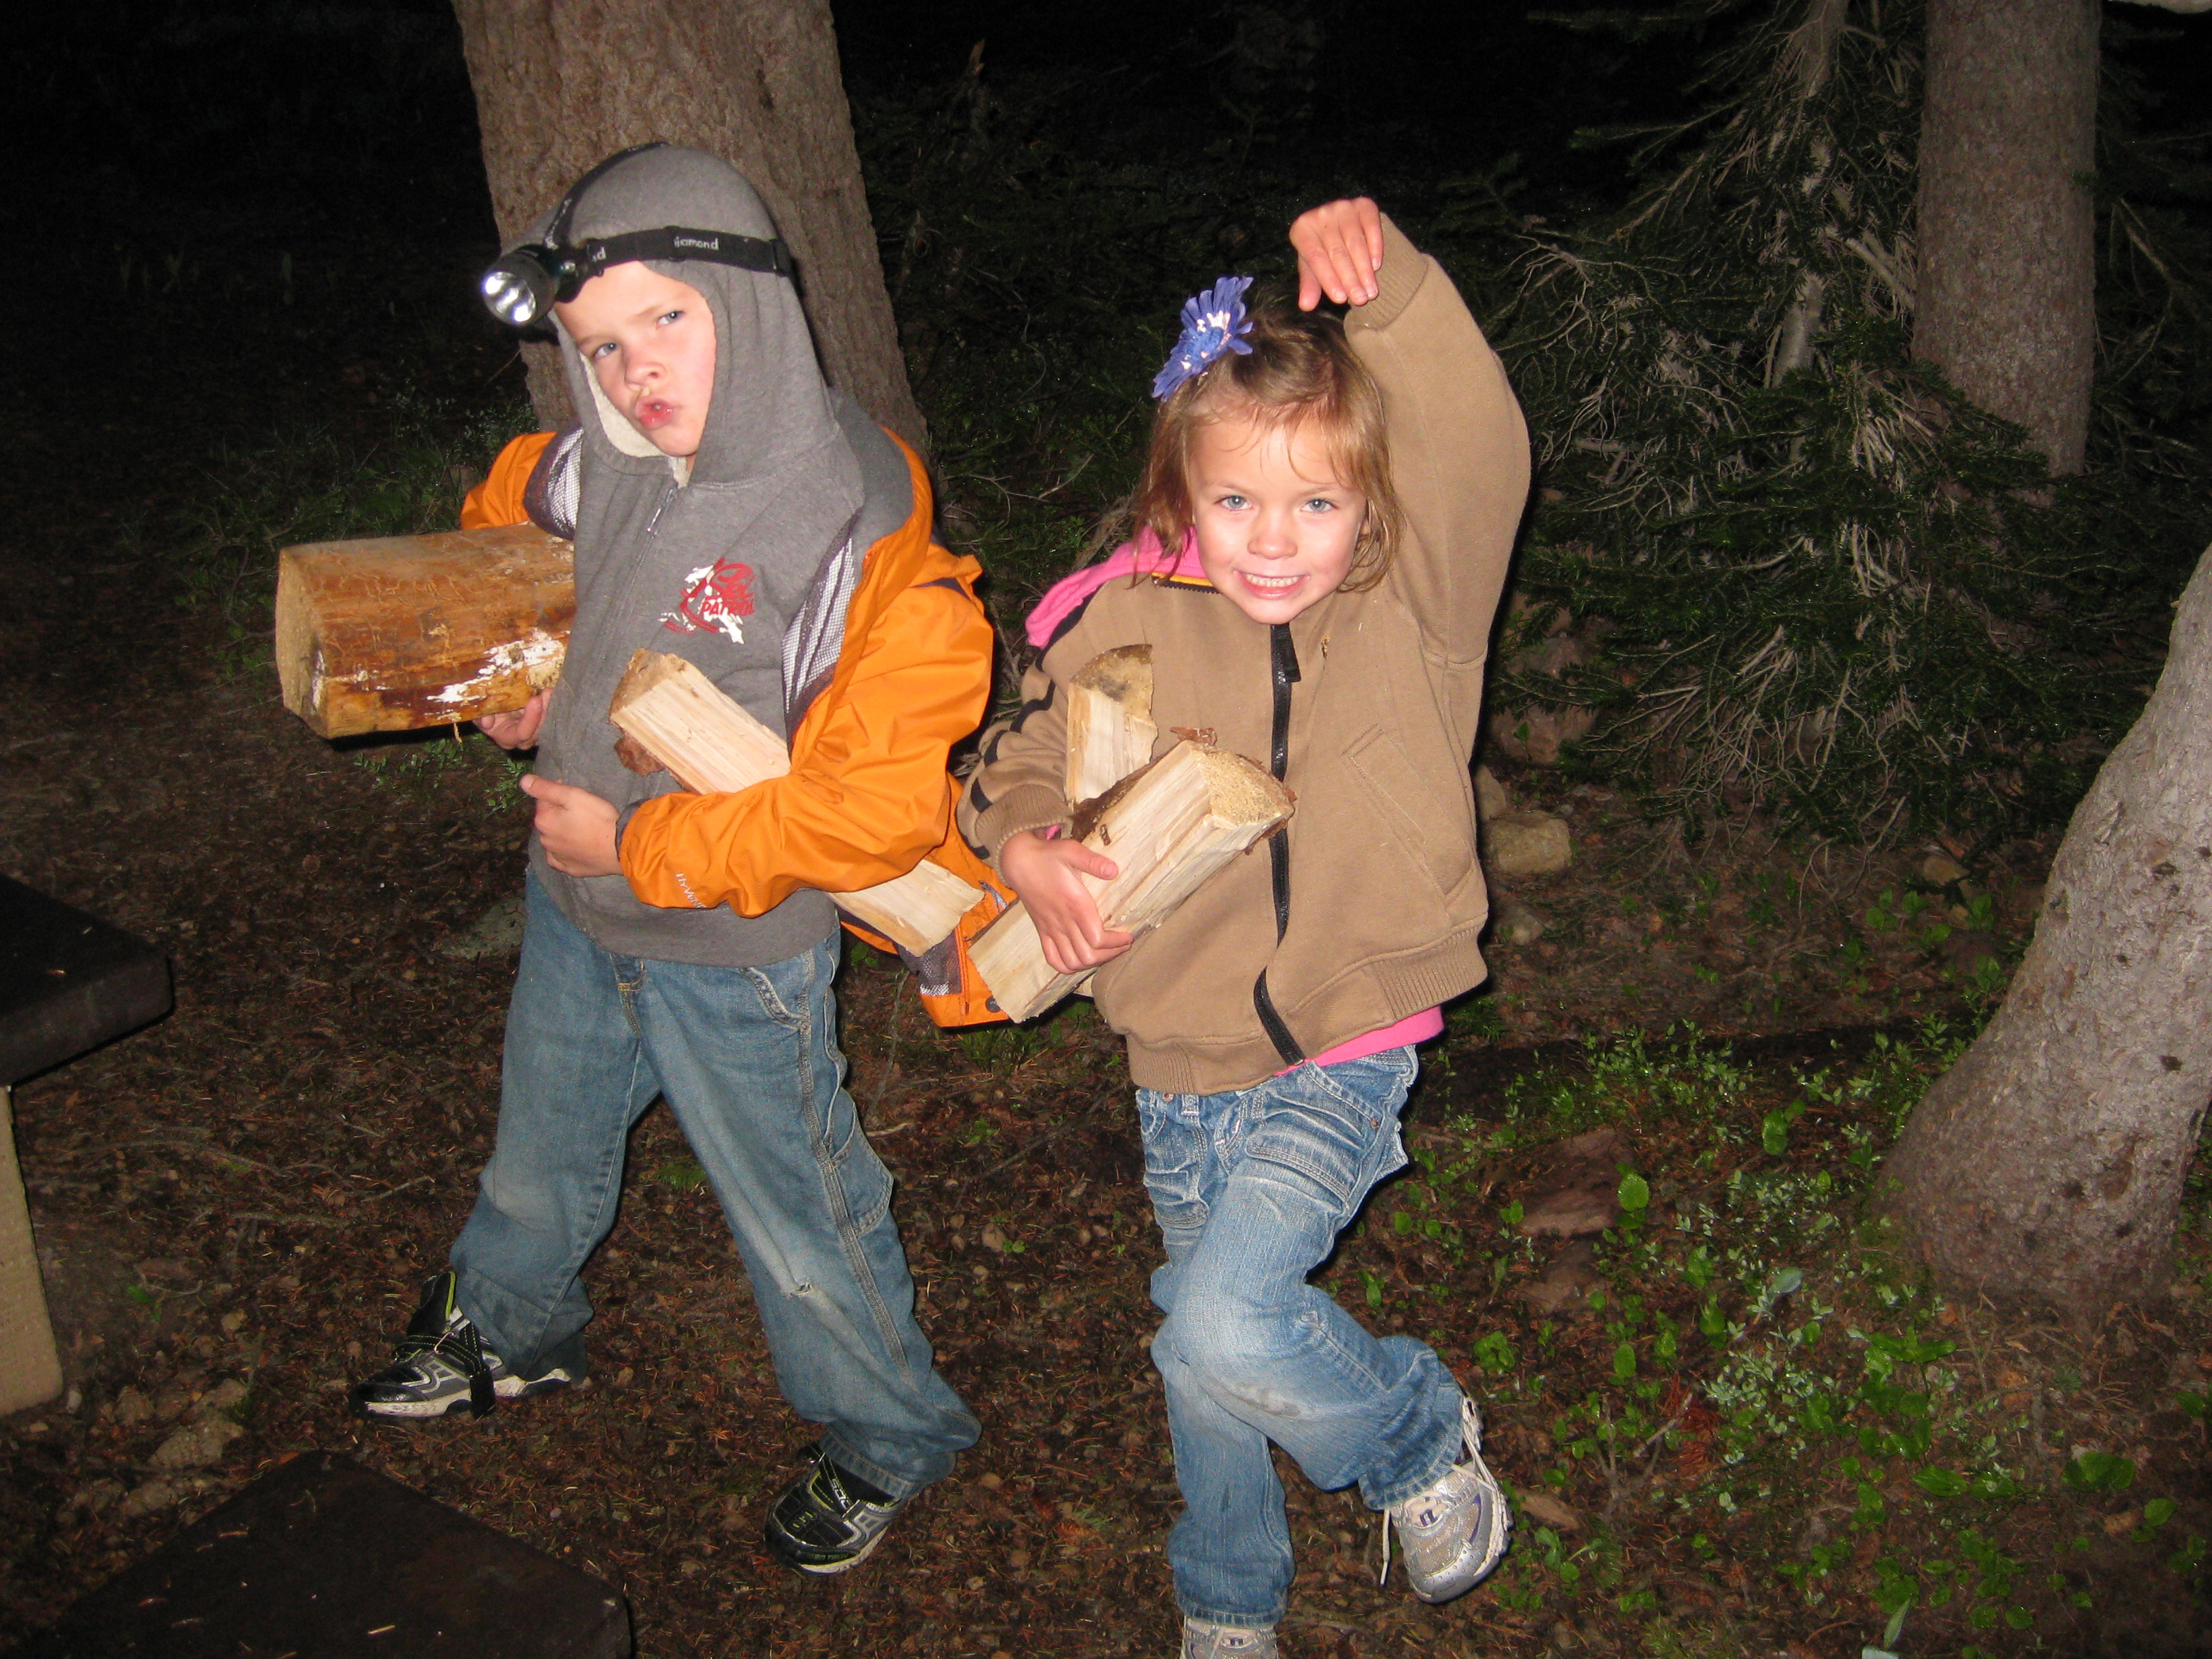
[958,219,1530,1094]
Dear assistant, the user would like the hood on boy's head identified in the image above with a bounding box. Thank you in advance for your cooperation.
[531,144,840,486]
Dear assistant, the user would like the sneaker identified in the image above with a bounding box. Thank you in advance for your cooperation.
[1382,1396,1511,1603]
[348,1270,577,1421]
[1182,1620,1278,1658]
[762,1443,908,1574]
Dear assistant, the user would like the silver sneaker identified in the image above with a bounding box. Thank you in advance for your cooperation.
[1182,1620,1279,1658]
[1382,1396,1511,1603]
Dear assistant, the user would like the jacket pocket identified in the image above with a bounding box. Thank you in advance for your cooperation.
[1342,725,1477,905]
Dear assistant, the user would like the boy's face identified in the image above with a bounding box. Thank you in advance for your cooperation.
[1188,410,1368,626]
[555,262,716,459]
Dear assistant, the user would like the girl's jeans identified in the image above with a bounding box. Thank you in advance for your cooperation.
[449,872,978,1500]
[1139,1047,1466,1629]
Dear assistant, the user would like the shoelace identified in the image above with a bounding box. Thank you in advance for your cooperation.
[1378,1396,1487,1586]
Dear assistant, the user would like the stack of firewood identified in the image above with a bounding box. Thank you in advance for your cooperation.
[275,531,1290,1015]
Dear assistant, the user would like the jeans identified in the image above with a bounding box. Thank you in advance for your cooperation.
[450,872,978,1499]
[1139,1048,1465,1628]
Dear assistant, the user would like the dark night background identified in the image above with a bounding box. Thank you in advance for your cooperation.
[8,0,2207,579]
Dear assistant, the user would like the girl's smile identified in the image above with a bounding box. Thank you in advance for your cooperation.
[1188,412,1368,624]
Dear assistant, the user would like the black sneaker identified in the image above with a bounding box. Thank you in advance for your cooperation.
[348,1270,578,1421]
[762,1444,909,1574]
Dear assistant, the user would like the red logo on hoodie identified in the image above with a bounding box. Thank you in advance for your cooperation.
[664,558,756,644]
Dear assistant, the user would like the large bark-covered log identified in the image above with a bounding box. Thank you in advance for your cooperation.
[276,525,575,738]
[609,651,983,957]
[966,740,1294,1023]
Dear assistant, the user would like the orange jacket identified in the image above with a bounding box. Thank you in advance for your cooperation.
[459,432,553,533]
[462,429,1003,924]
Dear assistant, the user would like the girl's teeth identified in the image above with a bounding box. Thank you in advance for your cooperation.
[1246,573,1298,588]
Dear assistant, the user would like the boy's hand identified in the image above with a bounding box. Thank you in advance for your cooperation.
[1290,197,1385,311]
[523,775,621,877]
[1000,830,1134,976]
[476,691,548,750]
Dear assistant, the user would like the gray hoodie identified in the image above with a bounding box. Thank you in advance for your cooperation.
[520,145,909,967]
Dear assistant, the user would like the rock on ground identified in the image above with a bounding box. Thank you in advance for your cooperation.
[1492,897,1549,945]
[1513,1240,1605,1315]
[1475,764,1512,821]
[436,891,527,959]
[1483,811,1573,880]
[1488,703,1595,766]
[148,1414,244,1471]
[1516,1128,1631,1238]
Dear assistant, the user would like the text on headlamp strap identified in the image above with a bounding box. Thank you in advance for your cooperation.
[577,228,794,281]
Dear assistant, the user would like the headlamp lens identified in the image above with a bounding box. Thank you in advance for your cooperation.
[480,252,557,329]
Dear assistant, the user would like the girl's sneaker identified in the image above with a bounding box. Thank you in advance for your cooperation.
[1181,1620,1278,1658]
[1383,1396,1511,1603]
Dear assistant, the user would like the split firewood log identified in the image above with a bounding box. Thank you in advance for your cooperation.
[966,739,1292,1022]
[608,651,983,957]
[275,524,574,738]
[1065,644,1158,807]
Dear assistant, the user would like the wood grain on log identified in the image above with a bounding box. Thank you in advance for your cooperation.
[609,651,983,956]
[275,525,575,738]
[1065,644,1158,808]
[967,739,1292,1022]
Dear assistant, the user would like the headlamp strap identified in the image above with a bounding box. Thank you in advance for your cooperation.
[575,228,794,283]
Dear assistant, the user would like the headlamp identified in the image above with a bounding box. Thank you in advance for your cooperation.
[479,244,586,329]
[477,144,796,332]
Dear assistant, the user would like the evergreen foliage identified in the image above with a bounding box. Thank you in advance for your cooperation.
[1496,0,2212,843]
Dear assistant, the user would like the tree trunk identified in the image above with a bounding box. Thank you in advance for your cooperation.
[1885,544,2212,1313]
[1913,0,2098,474]
[450,0,923,447]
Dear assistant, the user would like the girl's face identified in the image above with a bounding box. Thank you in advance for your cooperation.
[1187,410,1367,626]
[556,263,717,459]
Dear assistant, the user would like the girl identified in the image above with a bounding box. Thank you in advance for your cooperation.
[957,199,1530,1656]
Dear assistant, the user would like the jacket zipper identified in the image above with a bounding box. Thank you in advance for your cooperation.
[1252,622,1305,1065]
[644,478,675,536]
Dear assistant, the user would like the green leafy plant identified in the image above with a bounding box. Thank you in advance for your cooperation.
[2063,1450,2137,1493]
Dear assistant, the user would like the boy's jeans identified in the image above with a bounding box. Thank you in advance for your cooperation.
[1139,1048,1466,1629]
[450,872,978,1500]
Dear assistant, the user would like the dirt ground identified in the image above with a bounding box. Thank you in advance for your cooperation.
[3,216,2207,1659]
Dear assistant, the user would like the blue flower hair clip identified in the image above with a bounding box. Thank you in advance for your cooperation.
[1151,275,1256,400]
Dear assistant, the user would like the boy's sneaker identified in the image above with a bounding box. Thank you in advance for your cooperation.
[1181,1620,1278,1658]
[348,1270,577,1421]
[1382,1396,1511,1603]
[762,1443,908,1574]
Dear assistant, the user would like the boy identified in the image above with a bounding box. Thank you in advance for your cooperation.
[350,144,986,1576]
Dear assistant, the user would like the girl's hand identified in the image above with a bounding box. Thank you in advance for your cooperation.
[1290,197,1385,311]
[1000,829,1134,975]
[476,690,548,750]
[523,775,621,877]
